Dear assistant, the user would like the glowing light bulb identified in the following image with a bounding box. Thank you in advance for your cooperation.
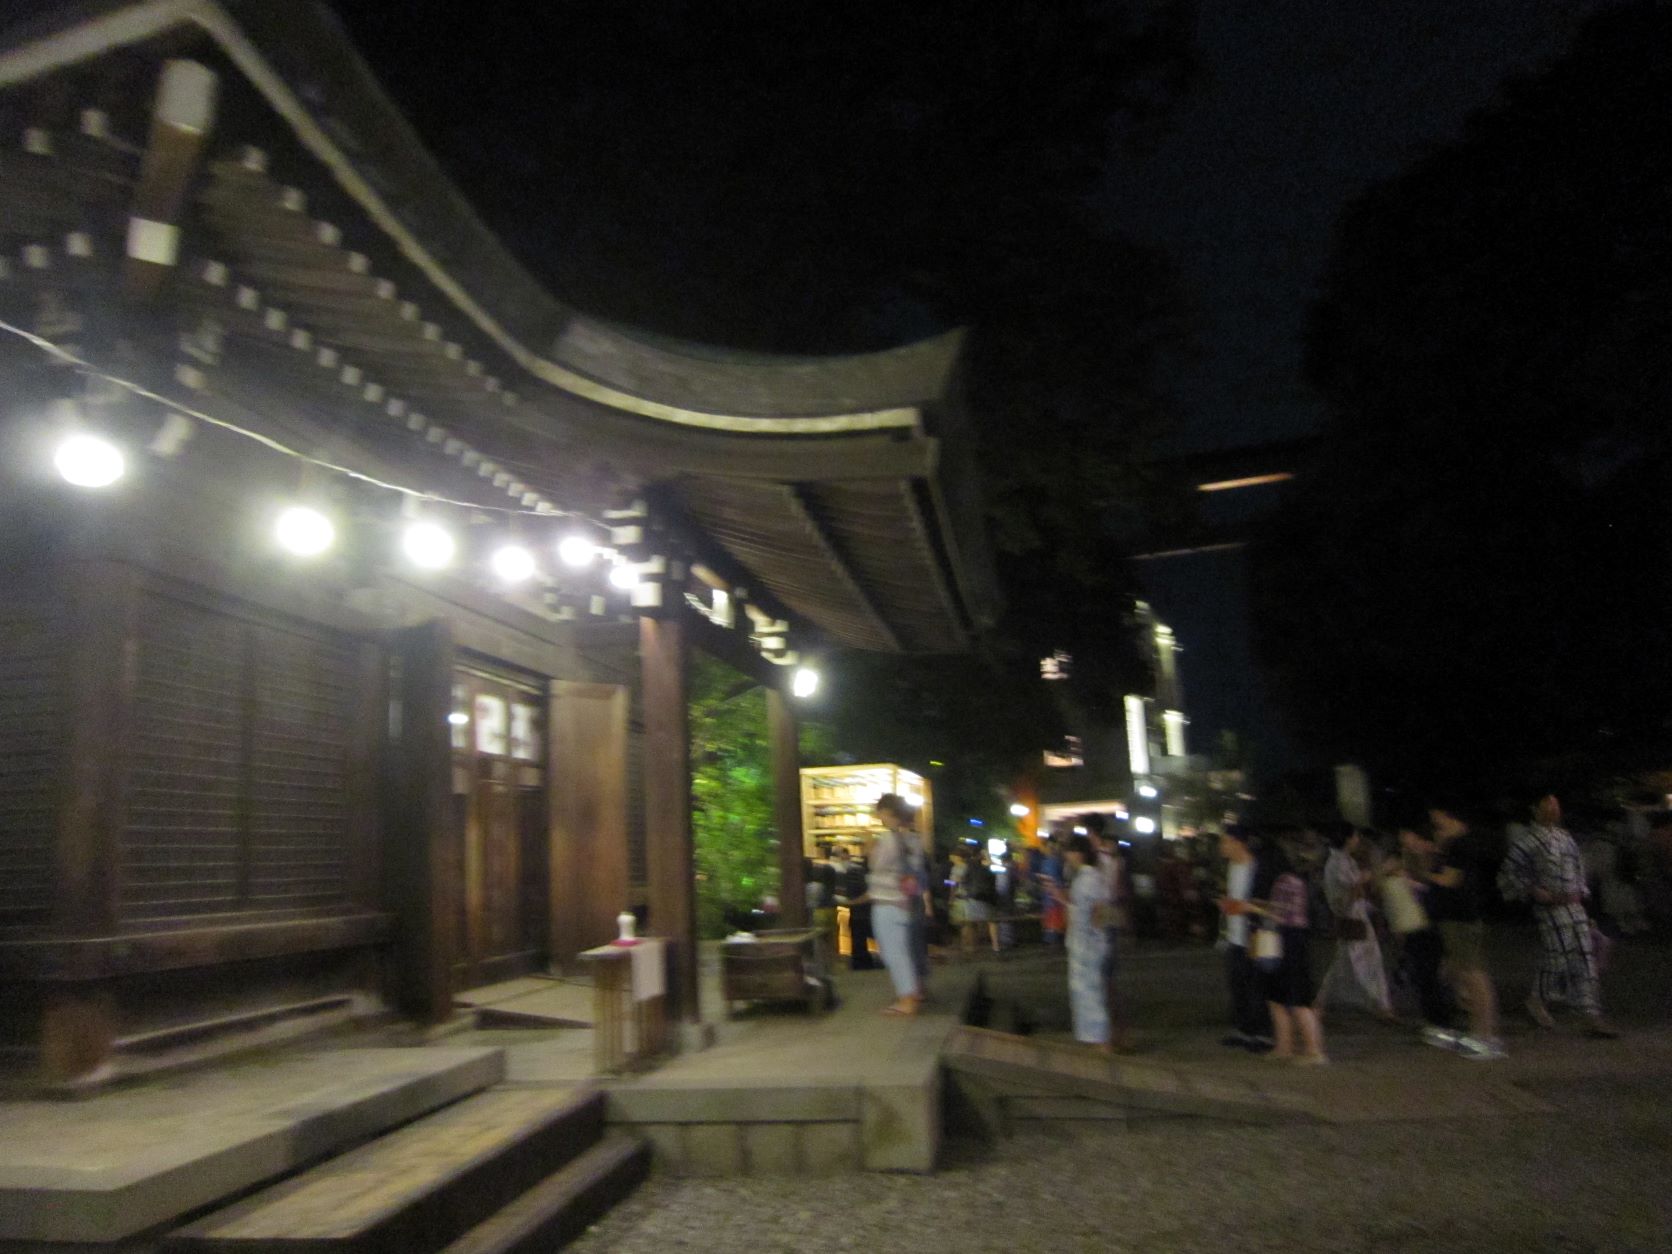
[1133,816,1157,835]
[1137,783,1159,799]
[402,521,456,570]
[791,666,820,699]
[608,563,640,591]
[275,505,334,556]
[557,533,596,568]
[54,433,125,487]
[1009,802,1030,818]
[491,543,536,583]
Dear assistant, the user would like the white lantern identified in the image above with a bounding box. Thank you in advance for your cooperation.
[402,521,456,570]
[557,533,596,568]
[53,433,125,488]
[275,505,335,556]
[491,543,537,583]
[791,666,820,699]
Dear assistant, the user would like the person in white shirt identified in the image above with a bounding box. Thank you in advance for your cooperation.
[1215,826,1272,1052]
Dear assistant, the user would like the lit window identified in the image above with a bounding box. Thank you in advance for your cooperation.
[510,702,541,761]
[473,693,508,756]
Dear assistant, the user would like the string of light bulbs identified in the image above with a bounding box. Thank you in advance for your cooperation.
[2,315,636,586]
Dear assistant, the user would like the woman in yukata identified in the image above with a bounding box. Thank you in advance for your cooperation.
[1056,834,1112,1051]
[1316,824,1395,1022]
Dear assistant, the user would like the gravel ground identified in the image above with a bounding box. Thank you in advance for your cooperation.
[572,1077,1672,1253]
[570,933,1672,1254]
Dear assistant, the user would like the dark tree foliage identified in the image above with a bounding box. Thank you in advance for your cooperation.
[1254,1,1672,797]
[335,0,1199,781]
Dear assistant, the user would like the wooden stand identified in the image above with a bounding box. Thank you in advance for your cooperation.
[578,940,670,1075]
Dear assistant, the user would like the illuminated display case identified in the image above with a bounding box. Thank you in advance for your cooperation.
[799,763,933,855]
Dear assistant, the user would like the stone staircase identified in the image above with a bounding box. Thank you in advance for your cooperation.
[165,1086,647,1254]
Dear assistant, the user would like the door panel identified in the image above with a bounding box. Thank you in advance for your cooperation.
[450,666,546,986]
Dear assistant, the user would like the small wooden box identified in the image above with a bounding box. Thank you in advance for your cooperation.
[720,928,826,1013]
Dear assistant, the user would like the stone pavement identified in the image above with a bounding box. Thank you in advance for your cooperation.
[571,933,1672,1253]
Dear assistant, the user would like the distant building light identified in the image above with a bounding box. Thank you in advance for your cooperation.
[1125,695,1151,777]
[1197,472,1294,493]
[1133,816,1157,835]
[1040,650,1072,681]
[969,818,985,827]
[1137,784,1159,800]
[1163,709,1188,758]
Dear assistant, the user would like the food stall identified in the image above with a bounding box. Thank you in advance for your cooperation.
[800,764,933,959]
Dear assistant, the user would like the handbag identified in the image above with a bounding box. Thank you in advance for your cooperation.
[1252,924,1283,971]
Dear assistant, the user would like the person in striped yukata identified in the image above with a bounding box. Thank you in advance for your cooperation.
[1498,794,1620,1039]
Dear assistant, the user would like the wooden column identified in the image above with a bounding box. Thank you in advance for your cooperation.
[767,687,807,929]
[387,620,456,1023]
[43,558,140,1084]
[55,558,138,937]
[344,640,387,913]
[548,681,630,964]
[640,614,697,1020]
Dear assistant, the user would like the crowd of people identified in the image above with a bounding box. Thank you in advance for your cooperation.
[805,789,1669,1060]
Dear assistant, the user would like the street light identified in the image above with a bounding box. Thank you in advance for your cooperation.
[791,666,820,699]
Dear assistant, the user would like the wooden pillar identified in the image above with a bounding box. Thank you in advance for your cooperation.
[55,558,138,937]
[344,640,387,913]
[44,558,140,1084]
[548,681,630,964]
[640,614,697,1020]
[767,687,807,929]
[387,620,456,1023]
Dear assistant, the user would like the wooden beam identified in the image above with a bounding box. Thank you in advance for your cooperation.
[125,59,216,300]
[639,613,697,1020]
[782,484,902,651]
[548,680,630,964]
[767,687,807,929]
[387,619,456,1024]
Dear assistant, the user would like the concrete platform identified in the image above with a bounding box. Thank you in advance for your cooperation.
[0,1046,505,1245]
[442,956,977,1177]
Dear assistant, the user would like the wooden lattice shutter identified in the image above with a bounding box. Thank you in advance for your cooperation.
[124,596,245,921]
[0,593,63,928]
[247,621,352,911]
[123,591,355,923]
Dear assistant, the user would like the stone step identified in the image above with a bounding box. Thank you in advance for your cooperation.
[438,1133,649,1254]
[166,1086,605,1254]
[0,1046,507,1246]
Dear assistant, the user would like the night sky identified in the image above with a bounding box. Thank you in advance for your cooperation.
[1116,0,1616,456]
[333,0,1627,779]
[1116,0,1618,778]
